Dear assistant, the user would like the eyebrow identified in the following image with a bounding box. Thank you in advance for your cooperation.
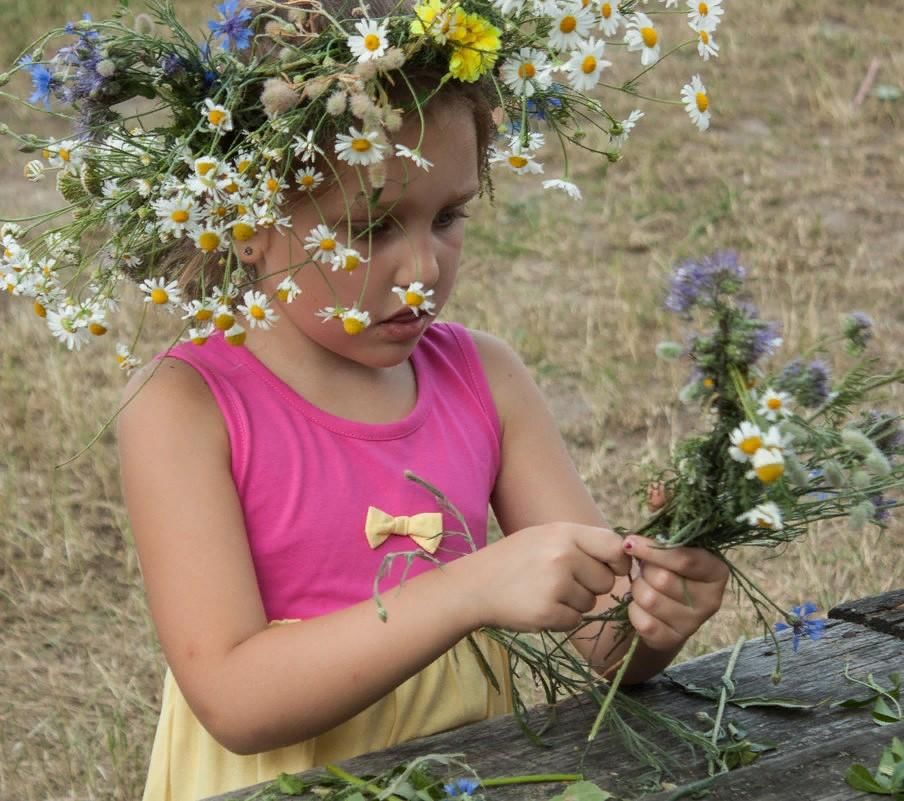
[354,185,481,216]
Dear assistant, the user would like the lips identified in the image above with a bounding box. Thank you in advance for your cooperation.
[381,308,419,324]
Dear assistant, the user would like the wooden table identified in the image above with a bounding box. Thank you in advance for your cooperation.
[211,591,904,801]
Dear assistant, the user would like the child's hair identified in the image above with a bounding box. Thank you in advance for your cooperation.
[173,0,497,303]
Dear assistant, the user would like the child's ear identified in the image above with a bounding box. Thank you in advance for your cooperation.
[233,225,271,268]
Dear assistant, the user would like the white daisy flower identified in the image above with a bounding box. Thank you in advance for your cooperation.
[217,172,250,198]
[234,151,257,175]
[259,170,289,204]
[187,323,215,346]
[153,195,200,237]
[728,421,764,463]
[46,140,83,170]
[549,3,594,51]
[251,201,292,232]
[335,127,386,166]
[46,304,89,351]
[295,167,325,191]
[507,130,546,152]
[224,322,247,346]
[489,142,544,175]
[191,156,222,179]
[332,245,367,273]
[687,0,723,32]
[500,48,554,98]
[609,109,644,149]
[115,342,142,371]
[213,304,236,331]
[542,178,582,200]
[276,276,301,303]
[394,144,434,171]
[696,27,719,60]
[597,1,624,36]
[340,307,371,335]
[230,217,257,242]
[202,98,234,132]
[191,225,228,254]
[757,388,792,422]
[762,425,792,454]
[238,290,279,330]
[181,298,217,323]
[304,224,340,263]
[681,74,711,131]
[140,277,183,309]
[563,37,611,91]
[391,281,436,316]
[24,160,46,182]
[134,178,153,197]
[736,501,783,531]
[316,305,345,322]
[624,12,661,66]
[212,283,240,304]
[747,447,785,484]
[348,18,390,63]
[292,130,322,163]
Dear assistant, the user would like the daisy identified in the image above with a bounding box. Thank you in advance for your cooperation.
[762,425,792,454]
[24,160,45,182]
[259,169,289,202]
[624,12,661,66]
[542,178,582,200]
[224,322,247,346]
[217,172,250,198]
[548,3,594,52]
[728,421,763,463]
[681,74,711,131]
[187,323,214,346]
[153,195,200,237]
[506,130,545,152]
[597,1,624,36]
[276,276,301,303]
[181,298,216,322]
[202,98,234,132]
[213,304,236,331]
[563,37,611,92]
[736,501,783,531]
[757,388,792,422]
[316,305,345,322]
[230,217,256,242]
[292,130,322,163]
[348,18,390,63]
[609,109,644,149]
[295,167,325,191]
[340,307,371,335]
[191,225,228,254]
[747,447,785,484]
[394,144,434,171]
[46,304,89,351]
[304,224,340,263]
[238,290,279,330]
[687,0,723,32]
[45,140,83,170]
[335,127,386,166]
[140,277,182,309]
[191,155,221,180]
[696,27,719,60]
[115,342,142,371]
[392,281,436,316]
[332,245,367,273]
[500,48,554,98]
[489,141,544,175]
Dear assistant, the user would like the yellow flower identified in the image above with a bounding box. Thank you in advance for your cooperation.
[449,13,501,82]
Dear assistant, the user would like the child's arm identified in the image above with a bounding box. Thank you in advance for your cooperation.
[118,358,630,755]
[472,331,729,683]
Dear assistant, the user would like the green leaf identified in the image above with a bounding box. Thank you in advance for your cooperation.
[547,781,615,801]
[275,773,306,795]
[846,764,890,794]
[873,698,903,726]
[730,695,820,710]
[873,84,903,102]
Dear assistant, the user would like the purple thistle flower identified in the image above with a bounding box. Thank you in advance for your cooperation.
[862,411,903,457]
[665,250,746,316]
[208,0,254,51]
[444,778,480,798]
[774,602,826,653]
[842,311,873,353]
[18,56,58,108]
[160,53,187,78]
[741,319,783,364]
[779,359,831,407]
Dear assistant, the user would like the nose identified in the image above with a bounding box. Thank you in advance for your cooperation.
[392,224,440,290]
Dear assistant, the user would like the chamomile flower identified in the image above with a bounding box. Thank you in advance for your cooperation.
[192,155,222,180]
[181,298,216,322]
[115,342,142,371]
[392,281,436,316]
[47,304,89,351]
[187,323,215,345]
[332,245,367,272]
[335,127,386,166]
[340,307,371,335]
[394,144,434,171]
[757,388,792,421]
[295,167,325,191]
[213,303,236,331]
[202,98,234,132]
[304,224,340,263]
[259,169,289,201]
[24,160,45,182]
[696,27,719,60]
[216,172,250,198]
[154,195,200,237]
[762,425,791,454]
[230,217,257,242]
[736,501,783,531]
[728,421,763,463]
[489,141,544,175]
[548,3,594,51]
[687,0,723,32]
[292,130,322,163]
[747,447,785,484]
[563,37,611,92]
[609,109,644,149]
[500,48,554,97]
[624,12,661,66]
[224,322,246,345]
[140,277,182,309]
[191,225,228,253]
[597,1,624,36]
[238,290,279,329]
[276,276,301,303]
[46,140,83,170]
[542,178,582,200]
[316,305,345,322]
[681,74,711,131]
[348,18,391,63]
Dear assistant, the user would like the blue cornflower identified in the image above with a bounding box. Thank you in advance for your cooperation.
[19,56,57,107]
[774,602,826,653]
[208,0,254,51]
[443,777,480,798]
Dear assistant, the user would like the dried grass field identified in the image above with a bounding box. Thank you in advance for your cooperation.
[1,2,902,799]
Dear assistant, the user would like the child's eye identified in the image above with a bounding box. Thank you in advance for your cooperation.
[435,208,470,228]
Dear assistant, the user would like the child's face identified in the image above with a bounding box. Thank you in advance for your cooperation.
[254,98,481,369]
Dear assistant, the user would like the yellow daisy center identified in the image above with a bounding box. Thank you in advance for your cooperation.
[191,333,209,345]
[601,2,611,17]
[150,288,169,304]
[232,222,255,241]
[343,253,361,271]
[702,376,715,388]
[641,26,658,48]
[767,397,782,410]
[343,317,365,335]
[698,2,709,14]
[755,515,773,529]
[277,288,291,302]
[222,181,239,194]
[300,174,316,188]
[351,138,373,153]
[319,238,336,251]
[214,312,235,330]
[195,308,213,322]
[208,109,227,126]
[405,291,424,306]
[508,155,529,169]
[213,205,228,218]
[170,209,190,224]
[581,55,597,74]
[267,177,280,193]
[740,435,762,456]
[250,305,267,320]
[59,148,71,162]
[518,62,536,80]
[755,463,785,483]
[364,33,382,51]
[237,159,252,173]
[33,302,47,318]
[89,322,107,336]
[226,328,246,346]
[196,161,216,176]
[696,92,709,113]
[197,231,221,252]
[700,30,710,44]
[559,15,577,33]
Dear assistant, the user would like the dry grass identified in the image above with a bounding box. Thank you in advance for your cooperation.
[1,2,902,798]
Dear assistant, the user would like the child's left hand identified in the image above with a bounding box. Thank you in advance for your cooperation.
[622,535,729,652]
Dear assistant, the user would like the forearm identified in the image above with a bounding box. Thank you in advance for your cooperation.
[203,558,481,754]
[578,620,682,684]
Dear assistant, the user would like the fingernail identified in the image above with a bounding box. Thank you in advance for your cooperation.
[623,537,635,552]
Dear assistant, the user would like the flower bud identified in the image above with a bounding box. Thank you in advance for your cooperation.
[823,459,846,488]
[848,500,874,532]
[851,469,871,489]
[864,449,891,477]
[655,341,684,360]
[0,73,10,87]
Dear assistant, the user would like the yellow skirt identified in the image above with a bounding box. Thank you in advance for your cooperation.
[142,625,513,801]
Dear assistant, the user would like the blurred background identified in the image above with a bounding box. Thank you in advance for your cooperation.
[1,2,901,798]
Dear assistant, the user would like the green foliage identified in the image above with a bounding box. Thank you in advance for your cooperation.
[835,669,903,726]
[845,738,904,798]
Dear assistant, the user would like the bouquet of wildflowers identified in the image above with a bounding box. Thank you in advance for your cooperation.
[0,0,726,366]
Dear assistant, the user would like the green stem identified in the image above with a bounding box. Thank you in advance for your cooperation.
[708,636,745,775]
[587,632,640,742]
[482,773,582,787]
[324,764,405,801]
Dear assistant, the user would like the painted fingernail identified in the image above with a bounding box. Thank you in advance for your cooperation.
[623,537,635,552]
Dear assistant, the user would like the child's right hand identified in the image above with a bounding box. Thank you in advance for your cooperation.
[458,524,631,633]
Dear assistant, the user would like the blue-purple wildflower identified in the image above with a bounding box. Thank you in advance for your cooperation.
[18,56,58,108]
[665,251,746,316]
[778,359,832,408]
[842,311,873,353]
[870,494,894,523]
[774,602,826,653]
[208,0,254,51]
[862,411,903,457]
[444,778,480,798]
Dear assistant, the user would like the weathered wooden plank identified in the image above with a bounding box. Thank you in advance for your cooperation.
[830,589,904,639]
[205,622,904,801]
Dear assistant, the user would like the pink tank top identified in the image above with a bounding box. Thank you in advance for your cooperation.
[161,322,501,621]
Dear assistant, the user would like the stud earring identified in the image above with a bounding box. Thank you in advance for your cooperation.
[243,246,254,256]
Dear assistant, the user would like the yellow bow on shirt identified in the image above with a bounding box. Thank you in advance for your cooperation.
[364,506,444,554]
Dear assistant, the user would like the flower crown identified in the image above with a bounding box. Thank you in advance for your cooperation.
[0,0,727,367]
